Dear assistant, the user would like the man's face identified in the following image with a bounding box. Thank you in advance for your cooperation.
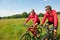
[45,7,51,13]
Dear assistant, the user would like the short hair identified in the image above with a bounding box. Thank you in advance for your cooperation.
[31,9,34,12]
[45,5,52,10]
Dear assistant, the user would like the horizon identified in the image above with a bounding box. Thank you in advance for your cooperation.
[0,0,60,17]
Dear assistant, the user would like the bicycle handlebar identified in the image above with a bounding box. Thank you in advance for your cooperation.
[23,24,29,27]
[23,24,43,29]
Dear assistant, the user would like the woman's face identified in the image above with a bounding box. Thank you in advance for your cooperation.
[30,10,35,15]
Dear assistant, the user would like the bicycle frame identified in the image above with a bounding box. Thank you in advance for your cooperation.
[41,25,54,40]
[24,24,42,36]
[20,24,42,40]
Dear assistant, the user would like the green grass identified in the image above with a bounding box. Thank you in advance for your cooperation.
[0,15,60,40]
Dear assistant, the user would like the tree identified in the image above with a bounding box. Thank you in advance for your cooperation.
[57,12,60,15]
[0,17,2,19]
[38,13,44,17]
[11,14,21,18]
[21,12,28,18]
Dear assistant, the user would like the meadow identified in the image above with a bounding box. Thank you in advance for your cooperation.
[0,15,60,40]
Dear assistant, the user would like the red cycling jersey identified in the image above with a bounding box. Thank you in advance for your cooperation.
[42,10,58,27]
[26,13,40,24]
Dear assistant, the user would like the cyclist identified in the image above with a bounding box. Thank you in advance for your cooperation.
[24,9,40,37]
[41,5,58,40]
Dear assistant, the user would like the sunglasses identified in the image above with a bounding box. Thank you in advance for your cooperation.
[45,8,50,11]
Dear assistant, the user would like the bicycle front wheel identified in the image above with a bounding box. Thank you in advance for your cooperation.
[37,27,42,36]
[20,33,31,40]
[41,36,49,40]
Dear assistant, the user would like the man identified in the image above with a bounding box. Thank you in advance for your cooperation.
[41,5,58,39]
[24,9,40,37]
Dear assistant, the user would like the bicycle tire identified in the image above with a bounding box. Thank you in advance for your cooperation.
[41,36,49,40]
[41,34,54,40]
[20,33,31,40]
[37,27,42,36]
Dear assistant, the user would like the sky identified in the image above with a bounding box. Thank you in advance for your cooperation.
[0,0,60,17]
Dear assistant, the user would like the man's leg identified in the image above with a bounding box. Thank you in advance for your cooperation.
[53,27,57,40]
[54,29,57,39]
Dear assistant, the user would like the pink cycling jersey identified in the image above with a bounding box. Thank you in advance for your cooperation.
[26,13,40,24]
[42,10,58,27]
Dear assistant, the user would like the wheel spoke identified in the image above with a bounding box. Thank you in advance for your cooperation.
[20,34,31,40]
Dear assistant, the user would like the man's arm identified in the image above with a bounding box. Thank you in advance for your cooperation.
[42,13,47,25]
[53,10,58,27]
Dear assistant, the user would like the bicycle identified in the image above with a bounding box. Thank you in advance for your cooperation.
[41,25,57,40]
[20,24,42,40]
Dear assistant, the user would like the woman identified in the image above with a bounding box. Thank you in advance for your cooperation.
[24,9,40,37]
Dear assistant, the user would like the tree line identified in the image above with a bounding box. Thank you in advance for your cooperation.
[0,12,60,19]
